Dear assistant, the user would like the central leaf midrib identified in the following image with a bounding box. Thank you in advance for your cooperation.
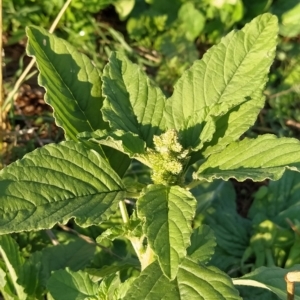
[201,19,273,118]
[1,189,124,215]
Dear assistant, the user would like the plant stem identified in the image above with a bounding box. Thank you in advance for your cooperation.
[119,200,142,258]
[119,200,155,269]
[186,180,202,190]
[45,229,59,246]
[285,271,300,300]
[141,245,155,271]
[119,200,141,260]
[119,200,130,224]
[125,191,140,199]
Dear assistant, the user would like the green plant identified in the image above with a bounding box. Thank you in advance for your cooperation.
[3,0,114,44]
[1,13,300,299]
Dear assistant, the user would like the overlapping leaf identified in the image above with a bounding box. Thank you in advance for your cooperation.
[0,141,125,234]
[26,26,108,142]
[124,259,242,300]
[86,260,140,280]
[137,185,196,279]
[15,238,95,298]
[39,239,96,286]
[79,129,146,157]
[98,273,121,300]
[123,261,178,300]
[25,26,137,176]
[102,52,166,146]
[0,235,26,300]
[233,265,300,300]
[17,252,44,298]
[196,134,300,182]
[164,13,278,151]
[191,179,236,215]
[204,209,251,272]
[249,169,300,226]
[187,225,216,264]
[202,92,266,157]
[47,269,98,300]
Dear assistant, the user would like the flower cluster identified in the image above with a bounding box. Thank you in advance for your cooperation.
[146,130,189,185]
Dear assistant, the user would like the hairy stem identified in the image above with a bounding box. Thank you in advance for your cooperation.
[119,200,155,269]
[186,180,202,190]
[119,200,130,224]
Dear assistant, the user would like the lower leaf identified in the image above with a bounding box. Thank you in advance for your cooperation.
[233,265,300,300]
[0,141,125,234]
[47,269,98,300]
[123,258,242,300]
[0,235,27,300]
[196,135,300,182]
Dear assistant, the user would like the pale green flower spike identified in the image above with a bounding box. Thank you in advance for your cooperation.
[146,130,189,185]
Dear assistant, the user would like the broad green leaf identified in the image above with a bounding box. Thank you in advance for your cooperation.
[25,26,134,176]
[177,258,241,300]
[137,185,196,280]
[249,170,300,226]
[237,285,280,300]
[115,276,137,300]
[39,239,96,286]
[17,251,44,298]
[0,235,26,300]
[26,26,132,177]
[122,160,151,194]
[201,91,266,158]
[196,134,300,182]
[79,129,146,157]
[102,52,166,146]
[123,261,178,300]
[86,259,140,280]
[164,13,278,150]
[0,141,125,234]
[233,265,300,300]
[187,225,216,264]
[193,180,251,272]
[47,269,98,300]
[175,108,216,151]
[202,208,251,272]
[191,179,236,216]
[93,272,134,300]
[26,26,108,142]
[98,273,121,300]
[124,259,242,300]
